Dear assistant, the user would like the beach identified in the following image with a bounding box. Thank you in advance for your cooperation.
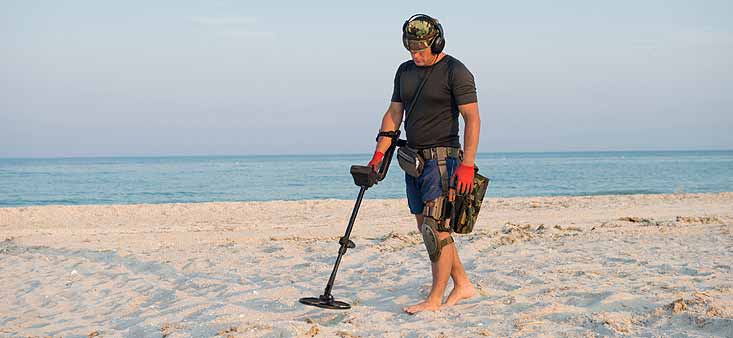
[1,192,731,337]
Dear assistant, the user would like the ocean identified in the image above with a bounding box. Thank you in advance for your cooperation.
[1,151,731,207]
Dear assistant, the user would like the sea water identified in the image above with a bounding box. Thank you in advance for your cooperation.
[1,151,731,207]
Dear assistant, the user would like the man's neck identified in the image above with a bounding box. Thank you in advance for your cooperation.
[429,53,445,66]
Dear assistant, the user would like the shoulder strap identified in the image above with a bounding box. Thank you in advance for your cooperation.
[404,65,434,123]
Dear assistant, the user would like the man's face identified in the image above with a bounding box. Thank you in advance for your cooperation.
[410,47,434,66]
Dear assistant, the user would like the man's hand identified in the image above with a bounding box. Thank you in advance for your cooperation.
[453,164,474,195]
[368,151,384,172]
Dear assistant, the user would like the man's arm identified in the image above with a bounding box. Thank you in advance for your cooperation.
[458,102,480,166]
[374,102,405,153]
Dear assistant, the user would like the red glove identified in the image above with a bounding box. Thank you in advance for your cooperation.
[453,164,475,194]
[368,151,384,172]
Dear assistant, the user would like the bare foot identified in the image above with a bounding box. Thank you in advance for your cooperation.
[403,300,441,314]
[444,284,476,306]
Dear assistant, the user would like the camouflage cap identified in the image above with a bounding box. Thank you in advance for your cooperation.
[403,18,439,51]
[404,18,438,40]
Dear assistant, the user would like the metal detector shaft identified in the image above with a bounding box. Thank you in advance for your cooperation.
[300,130,403,310]
[323,185,366,297]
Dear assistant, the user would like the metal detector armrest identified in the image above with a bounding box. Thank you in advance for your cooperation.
[374,130,406,181]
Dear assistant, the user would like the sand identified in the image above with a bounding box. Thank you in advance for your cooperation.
[0,192,731,337]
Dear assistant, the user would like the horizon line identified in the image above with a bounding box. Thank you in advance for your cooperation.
[1,148,732,160]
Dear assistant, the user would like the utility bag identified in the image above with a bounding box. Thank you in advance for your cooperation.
[396,146,424,177]
[450,171,490,234]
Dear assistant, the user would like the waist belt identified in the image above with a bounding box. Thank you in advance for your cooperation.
[418,147,461,161]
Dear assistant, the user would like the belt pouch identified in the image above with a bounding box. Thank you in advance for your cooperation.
[397,146,424,177]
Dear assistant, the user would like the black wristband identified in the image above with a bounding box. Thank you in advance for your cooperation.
[376,130,398,142]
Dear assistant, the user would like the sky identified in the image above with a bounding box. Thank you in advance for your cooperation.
[2,1,732,157]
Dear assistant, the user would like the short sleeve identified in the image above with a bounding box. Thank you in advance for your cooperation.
[450,61,477,105]
[391,64,403,102]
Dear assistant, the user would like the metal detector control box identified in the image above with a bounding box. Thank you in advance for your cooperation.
[349,165,379,188]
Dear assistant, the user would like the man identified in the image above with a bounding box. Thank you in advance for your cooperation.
[368,14,481,314]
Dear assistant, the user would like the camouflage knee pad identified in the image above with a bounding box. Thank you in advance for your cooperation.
[420,217,454,262]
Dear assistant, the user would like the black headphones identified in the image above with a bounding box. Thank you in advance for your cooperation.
[402,14,445,55]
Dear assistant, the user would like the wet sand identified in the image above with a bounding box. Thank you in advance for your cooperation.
[1,193,732,337]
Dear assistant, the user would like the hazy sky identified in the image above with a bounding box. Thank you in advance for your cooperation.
[2,1,732,157]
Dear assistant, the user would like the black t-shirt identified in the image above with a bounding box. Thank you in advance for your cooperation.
[391,55,477,149]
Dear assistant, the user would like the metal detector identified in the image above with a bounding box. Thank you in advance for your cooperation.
[299,131,404,310]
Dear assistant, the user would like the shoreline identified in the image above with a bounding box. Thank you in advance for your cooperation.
[1,192,731,337]
[2,190,733,210]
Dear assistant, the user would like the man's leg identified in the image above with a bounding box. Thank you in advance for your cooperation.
[407,213,476,310]
[403,205,456,314]
[445,240,476,306]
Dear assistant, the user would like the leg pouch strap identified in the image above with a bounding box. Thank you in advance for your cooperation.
[422,197,453,231]
[423,196,445,220]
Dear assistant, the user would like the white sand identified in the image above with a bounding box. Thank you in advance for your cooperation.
[1,193,731,337]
